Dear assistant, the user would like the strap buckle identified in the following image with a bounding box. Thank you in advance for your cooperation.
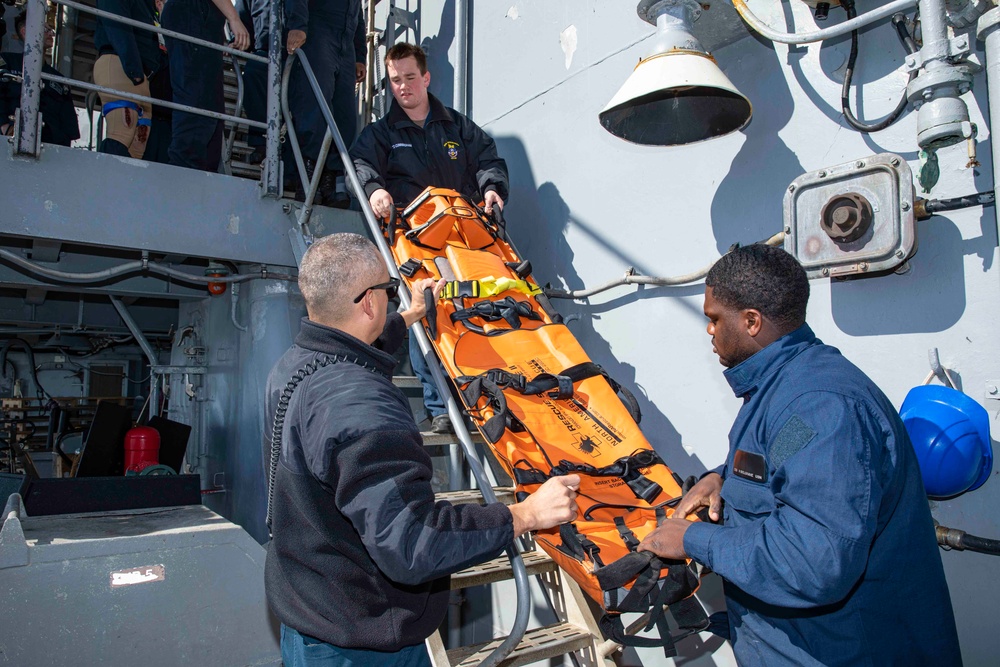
[485,369,526,392]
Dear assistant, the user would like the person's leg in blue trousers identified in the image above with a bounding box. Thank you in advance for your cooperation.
[409,341,447,420]
[161,0,225,171]
[280,625,431,667]
[323,51,357,169]
[286,20,339,171]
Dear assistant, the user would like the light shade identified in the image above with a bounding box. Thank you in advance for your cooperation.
[600,50,752,146]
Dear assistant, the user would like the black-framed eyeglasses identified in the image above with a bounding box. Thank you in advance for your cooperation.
[353,277,400,303]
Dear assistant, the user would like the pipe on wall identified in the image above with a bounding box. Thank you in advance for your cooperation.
[732,0,917,45]
[978,9,1000,252]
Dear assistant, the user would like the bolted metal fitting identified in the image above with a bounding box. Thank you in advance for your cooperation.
[820,192,874,243]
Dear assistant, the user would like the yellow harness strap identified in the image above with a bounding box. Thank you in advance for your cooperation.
[440,277,543,300]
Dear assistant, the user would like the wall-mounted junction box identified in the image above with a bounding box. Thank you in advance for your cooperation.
[783,153,916,279]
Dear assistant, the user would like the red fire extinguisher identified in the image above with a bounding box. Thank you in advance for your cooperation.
[124,426,160,474]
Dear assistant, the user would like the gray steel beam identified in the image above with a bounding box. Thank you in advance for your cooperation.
[0,143,361,265]
[263,0,283,198]
[110,295,160,416]
[0,248,207,301]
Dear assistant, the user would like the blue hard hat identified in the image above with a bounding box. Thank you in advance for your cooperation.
[900,385,993,499]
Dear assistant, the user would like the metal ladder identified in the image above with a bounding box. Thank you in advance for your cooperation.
[393,374,615,667]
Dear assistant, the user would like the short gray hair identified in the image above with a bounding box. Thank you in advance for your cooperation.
[298,233,385,322]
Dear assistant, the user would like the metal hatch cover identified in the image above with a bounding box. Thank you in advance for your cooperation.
[783,153,916,279]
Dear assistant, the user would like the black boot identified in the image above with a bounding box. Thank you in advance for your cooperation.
[247,145,266,165]
[331,174,351,209]
[99,138,131,157]
[320,171,351,209]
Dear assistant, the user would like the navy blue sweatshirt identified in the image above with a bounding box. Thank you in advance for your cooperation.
[263,314,514,650]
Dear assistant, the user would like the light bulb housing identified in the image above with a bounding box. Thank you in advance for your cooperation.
[600,0,752,146]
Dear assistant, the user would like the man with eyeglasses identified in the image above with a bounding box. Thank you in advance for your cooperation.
[263,233,580,666]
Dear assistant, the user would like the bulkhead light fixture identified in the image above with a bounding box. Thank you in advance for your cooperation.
[600,0,753,146]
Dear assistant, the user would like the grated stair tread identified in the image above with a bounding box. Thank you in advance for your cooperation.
[419,431,486,446]
[446,622,593,667]
[435,487,514,506]
[392,374,422,389]
[450,550,555,590]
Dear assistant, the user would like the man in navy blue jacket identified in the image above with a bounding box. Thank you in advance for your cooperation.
[264,233,580,666]
[351,43,508,435]
[638,244,961,666]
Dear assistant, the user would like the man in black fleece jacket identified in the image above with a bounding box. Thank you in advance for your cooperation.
[264,233,579,666]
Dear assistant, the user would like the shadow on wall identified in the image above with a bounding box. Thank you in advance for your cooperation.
[831,214,979,335]
[495,136,709,481]
[710,38,805,254]
[422,0,455,108]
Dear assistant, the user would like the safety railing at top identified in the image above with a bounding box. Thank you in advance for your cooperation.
[81,53,245,174]
[14,0,285,197]
[289,46,534,667]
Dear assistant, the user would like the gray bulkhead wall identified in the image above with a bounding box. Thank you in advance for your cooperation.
[429,0,998,664]
[168,280,304,543]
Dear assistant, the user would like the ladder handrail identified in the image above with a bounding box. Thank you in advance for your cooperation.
[291,47,532,667]
[59,0,268,63]
[15,0,284,197]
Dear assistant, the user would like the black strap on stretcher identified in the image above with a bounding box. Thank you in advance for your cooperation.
[385,206,402,245]
[512,450,666,503]
[398,258,423,277]
[506,260,531,278]
[615,517,641,551]
[423,287,438,340]
[556,522,605,567]
[457,362,641,425]
[552,450,664,503]
[595,550,708,657]
[451,296,542,333]
[452,374,517,443]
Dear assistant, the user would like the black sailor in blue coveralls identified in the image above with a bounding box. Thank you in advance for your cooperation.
[682,325,962,666]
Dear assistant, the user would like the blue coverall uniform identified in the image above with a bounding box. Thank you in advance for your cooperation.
[683,324,962,666]
[160,0,226,171]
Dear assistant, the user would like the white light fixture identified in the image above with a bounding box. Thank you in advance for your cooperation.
[600,0,753,146]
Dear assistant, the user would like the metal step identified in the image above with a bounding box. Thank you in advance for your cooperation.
[393,374,422,389]
[450,550,555,590]
[420,431,486,446]
[446,622,594,667]
[436,487,515,506]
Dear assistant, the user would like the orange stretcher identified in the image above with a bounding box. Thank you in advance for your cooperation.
[383,187,706,652]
